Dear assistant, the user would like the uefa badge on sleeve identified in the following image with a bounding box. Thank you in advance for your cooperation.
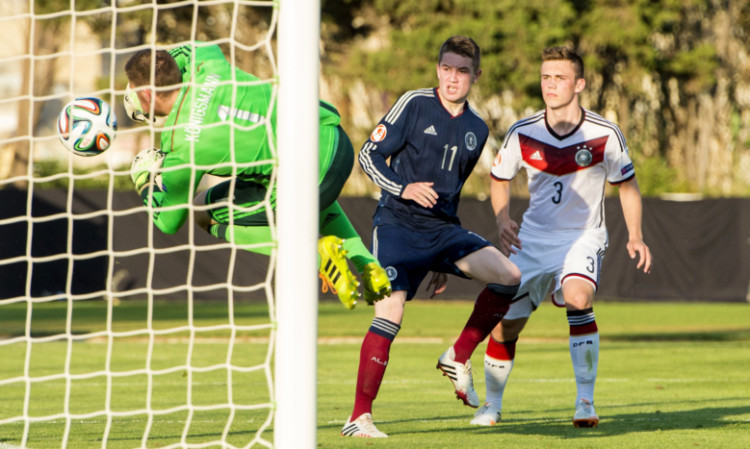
[370,124,387,142]
[575,145,593,167]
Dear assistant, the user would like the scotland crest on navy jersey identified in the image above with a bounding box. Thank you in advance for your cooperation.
[465,131,477,151]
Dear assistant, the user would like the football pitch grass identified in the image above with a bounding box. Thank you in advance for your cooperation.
[1,299,749,448]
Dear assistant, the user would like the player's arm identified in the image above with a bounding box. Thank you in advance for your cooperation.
[131,147,202,235]
[604,124,651,273]
[358,94,439,208]
[360,135,437,207]
[490,176,521,256]
[617,177,652,273]
[358,128,403,192]
[489,130,523,255]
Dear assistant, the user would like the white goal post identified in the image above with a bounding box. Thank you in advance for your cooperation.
[275,1,320,448]
[0,0,321,448]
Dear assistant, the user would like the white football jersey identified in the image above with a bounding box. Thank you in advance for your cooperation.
[491,108,634,233]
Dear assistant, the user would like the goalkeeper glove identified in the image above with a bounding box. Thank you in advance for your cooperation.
[131,147,166,195]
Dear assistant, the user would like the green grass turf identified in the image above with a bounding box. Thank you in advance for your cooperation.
[1,299,749,448]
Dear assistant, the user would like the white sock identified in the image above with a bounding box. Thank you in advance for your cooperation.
[483,354,514,409]
[569,332,599,403]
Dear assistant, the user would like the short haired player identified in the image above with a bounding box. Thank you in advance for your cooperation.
[123,42,391,308]
[340,36,521,438]
[471,46,652,427]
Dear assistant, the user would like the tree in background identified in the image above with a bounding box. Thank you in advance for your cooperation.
[321,0,750,197]
[3,0,749,197]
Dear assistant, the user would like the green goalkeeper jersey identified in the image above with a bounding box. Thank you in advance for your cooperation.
[145,42,342,234]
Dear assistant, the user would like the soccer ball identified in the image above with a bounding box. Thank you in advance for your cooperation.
[57,97,118,157]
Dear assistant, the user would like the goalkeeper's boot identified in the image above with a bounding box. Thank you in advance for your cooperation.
[470,402,502,426]
[318,236,361,310]
[341,413,388,438]
[362,262,392,305]
[573,399,599,427]
[436,346,480,408]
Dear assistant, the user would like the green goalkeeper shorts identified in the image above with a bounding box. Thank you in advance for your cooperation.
[205,124,354,227]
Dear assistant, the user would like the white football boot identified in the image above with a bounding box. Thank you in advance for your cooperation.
[340,413,388,438]
[471,402,502,426]
[573,398,599,427]
[436,347,479,408]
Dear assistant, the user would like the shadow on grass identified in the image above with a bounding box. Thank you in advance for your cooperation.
[606,329,750,342]
[491,404,750,438]
[318,398,750,439]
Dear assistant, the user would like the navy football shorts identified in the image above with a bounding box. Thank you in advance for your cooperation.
[372,223,493,300]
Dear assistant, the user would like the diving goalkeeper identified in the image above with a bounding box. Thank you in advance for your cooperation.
[123,42,390,308]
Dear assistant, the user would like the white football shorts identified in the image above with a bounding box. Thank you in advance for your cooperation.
[504,226,608,320]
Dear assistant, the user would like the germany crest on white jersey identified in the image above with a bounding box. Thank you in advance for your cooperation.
[491,108,635,233]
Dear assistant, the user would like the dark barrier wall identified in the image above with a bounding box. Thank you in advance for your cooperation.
[0,188,270,302]
[338,197,750,303]
[1,189,748,302]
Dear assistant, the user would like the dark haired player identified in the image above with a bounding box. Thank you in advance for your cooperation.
[341,36,521,438]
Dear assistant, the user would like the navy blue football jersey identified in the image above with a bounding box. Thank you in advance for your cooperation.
[358,88,489,230]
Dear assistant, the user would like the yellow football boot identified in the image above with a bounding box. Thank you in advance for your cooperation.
[362,262,392,305]
[318,236,361,309]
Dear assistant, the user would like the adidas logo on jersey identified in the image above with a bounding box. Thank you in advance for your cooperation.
[424,125,437,135]
[529,150,543,161]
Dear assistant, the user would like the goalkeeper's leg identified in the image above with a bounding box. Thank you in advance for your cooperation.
[317,125,391,304]
[208,223,274,256]
[320,202,391,304]
[203,216,362,309]
[194,182,276,256]
[194,186,374,308]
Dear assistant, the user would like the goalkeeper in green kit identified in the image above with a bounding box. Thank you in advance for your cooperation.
[124,42,390,309]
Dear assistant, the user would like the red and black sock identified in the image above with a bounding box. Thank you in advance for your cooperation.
[453,283,519,364]
[351,317,400,419]
[567,308,598,335]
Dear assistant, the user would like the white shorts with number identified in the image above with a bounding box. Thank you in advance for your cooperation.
[504,227,608,320]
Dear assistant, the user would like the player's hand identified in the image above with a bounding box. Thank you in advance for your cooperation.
[401,182,438,208]
[425,272,448,298]
[627,239,652,273]
[131,147,166,195]
[498,219,521,256]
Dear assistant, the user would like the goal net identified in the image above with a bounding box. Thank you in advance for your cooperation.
[0,1,320,448]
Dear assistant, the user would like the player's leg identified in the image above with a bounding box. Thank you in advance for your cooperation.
[471,309,528,426]
[193,180,275,255]
[559,229,606,427]
[319,202,390,304]
[435,236,521,407]
[342,290,406,438]
[320,201,372,271]
[562,278,599,427]
[453,246,522,364]
[342,224,427,438]
[473,230,557,424]
[193,179,363,309]
[318,125,390,304]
